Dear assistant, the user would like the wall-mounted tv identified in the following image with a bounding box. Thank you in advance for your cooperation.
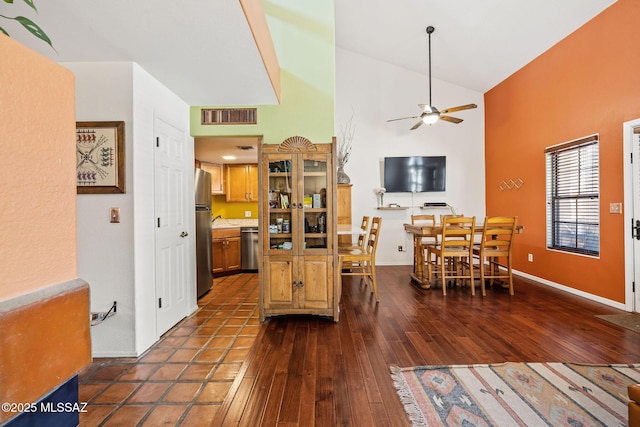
[383,156,446,192]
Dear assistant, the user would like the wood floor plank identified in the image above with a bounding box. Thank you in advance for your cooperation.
[212,266,640,426]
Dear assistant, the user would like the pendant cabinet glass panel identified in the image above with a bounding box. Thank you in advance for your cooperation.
[259,137,338,322]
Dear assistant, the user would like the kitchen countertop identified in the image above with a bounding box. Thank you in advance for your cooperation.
[212,218,259,229]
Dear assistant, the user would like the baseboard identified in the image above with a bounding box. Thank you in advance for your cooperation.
[92,350,139,358]
[513,270,626,311]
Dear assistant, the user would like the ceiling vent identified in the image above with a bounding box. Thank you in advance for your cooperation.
[201,108,257,125]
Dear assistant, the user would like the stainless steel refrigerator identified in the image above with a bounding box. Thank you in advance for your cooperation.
[195,168,213,297]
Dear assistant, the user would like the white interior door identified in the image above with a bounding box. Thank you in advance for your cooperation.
[632,127,640,312]
[624,119,640,312]
[155,118,190,335]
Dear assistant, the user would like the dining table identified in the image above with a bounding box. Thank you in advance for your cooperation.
[403,222,523,289]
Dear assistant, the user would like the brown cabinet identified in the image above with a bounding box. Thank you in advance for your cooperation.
[259,136,338,321]
[337,184,352,246]
[201,163,225,195]
[212,228,241,275]
[225,164,258,202]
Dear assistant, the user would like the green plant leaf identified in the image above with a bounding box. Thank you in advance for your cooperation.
[22,0,37,13]
[14,15,52,48]
[4,0,15,4]
[0,26,8,36]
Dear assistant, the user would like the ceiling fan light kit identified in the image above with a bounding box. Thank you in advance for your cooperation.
[388,26,477,130]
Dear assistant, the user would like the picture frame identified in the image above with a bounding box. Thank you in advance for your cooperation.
[76,121,125,194]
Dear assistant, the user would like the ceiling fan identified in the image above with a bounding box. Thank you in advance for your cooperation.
[387,26,477,130]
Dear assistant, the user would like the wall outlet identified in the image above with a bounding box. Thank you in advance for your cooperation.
[528,253,533,262]
[398,245,403,252]
[245,210,251,217]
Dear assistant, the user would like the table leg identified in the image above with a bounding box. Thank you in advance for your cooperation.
[410,235,430,289]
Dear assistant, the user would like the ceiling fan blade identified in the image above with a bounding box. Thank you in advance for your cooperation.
[387,115,419,122]
[440,104,477,114]
[440,115,463,124]
[410,120,424,130]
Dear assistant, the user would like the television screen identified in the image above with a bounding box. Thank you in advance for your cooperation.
[383,156,446,192]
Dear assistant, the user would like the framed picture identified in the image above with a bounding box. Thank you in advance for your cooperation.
[76,121,125,194]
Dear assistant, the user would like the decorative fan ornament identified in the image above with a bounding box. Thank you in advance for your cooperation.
[387,26,477,129]
[278,136,316,152]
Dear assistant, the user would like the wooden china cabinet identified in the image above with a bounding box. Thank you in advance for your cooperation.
[258,136,339,322]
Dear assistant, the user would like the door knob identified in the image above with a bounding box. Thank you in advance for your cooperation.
[180,231,188,237]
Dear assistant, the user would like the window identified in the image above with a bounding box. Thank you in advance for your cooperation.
[545,135,599,256]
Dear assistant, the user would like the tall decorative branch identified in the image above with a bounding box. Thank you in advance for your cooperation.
[336,112,355,184]
[337,113,355,167]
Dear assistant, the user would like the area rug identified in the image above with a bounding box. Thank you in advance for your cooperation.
[596,313,640,333]
[390,362,640,427]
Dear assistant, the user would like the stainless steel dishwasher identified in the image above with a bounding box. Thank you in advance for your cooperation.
[240,227,259,270]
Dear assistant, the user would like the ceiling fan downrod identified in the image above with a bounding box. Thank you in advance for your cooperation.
[426,26,434,107]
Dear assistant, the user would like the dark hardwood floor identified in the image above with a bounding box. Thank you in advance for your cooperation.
[213,265,640,426]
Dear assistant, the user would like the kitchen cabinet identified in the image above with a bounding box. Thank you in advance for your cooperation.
[225,164,258,202]
[212,228,241,275]
[259,136,338,321]
[200,162,224,195]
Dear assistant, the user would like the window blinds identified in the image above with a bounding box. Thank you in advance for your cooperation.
[545,135,600,256]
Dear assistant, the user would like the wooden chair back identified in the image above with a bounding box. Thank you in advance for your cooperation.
[439,214,463,224]
[365,217,382,255]
[411,214,435,225]
[412,214,437,245]
[479,216,517,256]
[441,216,476,251]
[357,216,370,250]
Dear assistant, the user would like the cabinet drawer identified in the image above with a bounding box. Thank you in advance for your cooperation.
[212,228,241,239]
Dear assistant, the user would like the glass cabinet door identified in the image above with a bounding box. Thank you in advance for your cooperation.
[301,153,328,252]
[266,155,294,253]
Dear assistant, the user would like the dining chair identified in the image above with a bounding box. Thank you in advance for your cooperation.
[473,216,518,296]
[339,215,370,252]
[426,216,476,296]
[411,214,438,265]
[338,217,382,302]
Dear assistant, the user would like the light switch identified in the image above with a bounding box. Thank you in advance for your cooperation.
[609,202,622,214]
[110,208,120,223]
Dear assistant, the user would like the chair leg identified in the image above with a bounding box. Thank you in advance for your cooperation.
[468,256,475,296]
[370,261,379,302]
[507,256,514,296]
[440,255,447,296]
[479,256,487,296]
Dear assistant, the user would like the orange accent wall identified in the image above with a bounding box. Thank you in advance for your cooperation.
[0,35,78,299]
[0,36,90,422]
[485,0,640,302]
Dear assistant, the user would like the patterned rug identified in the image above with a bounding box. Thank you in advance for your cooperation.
[390,362,640,427]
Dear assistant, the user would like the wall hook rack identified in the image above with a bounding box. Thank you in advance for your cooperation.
[499,178,524,191]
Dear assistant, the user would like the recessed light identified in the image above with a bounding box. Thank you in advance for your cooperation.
[222,155,236,160]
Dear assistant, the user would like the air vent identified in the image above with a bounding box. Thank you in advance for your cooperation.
[201,108,257,125]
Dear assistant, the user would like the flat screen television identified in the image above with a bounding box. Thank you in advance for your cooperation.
[383,156,446,192]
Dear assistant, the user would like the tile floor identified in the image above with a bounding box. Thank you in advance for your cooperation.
[79,273,260,426]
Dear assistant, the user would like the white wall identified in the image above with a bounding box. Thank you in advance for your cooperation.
[335,48,486,265]
[68,62,194,357]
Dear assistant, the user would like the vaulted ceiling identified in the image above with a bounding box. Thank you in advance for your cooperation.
[4,0,616,106]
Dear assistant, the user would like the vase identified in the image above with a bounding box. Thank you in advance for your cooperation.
[337,164,350,184]
[377,193,384,207]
